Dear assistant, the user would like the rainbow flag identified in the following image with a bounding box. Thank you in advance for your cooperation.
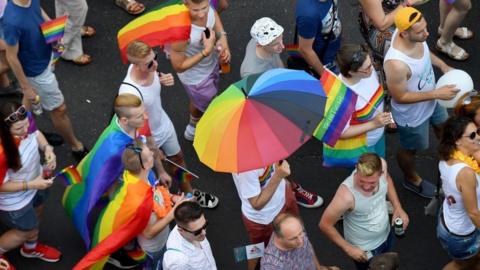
[62,116,134,249]
[41,15,68,44]
[313,69,358,146]
[286,44,302,58]
[73,171,153,270]
[56,165,82,186]
[117,0,191,63]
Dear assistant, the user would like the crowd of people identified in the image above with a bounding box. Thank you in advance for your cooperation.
[0,0,477,269]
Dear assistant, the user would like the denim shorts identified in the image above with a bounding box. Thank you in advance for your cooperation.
[397,103,448,151]
[144,245,166,270]
[353,230,395,270]
[0,189,48,232]
[437,214,480,260]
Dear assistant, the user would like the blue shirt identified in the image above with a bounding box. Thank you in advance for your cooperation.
[3,0,51,77]
[296,0,341,65]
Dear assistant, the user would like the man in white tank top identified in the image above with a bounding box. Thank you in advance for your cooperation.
[319,153,408,270]
[383,7,459,198]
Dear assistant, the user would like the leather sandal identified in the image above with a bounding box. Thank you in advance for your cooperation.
[81,26,96,38]
[438,26,474,40]
[114,0,145,15]
[72,54,92,66]
[435,39,469,61]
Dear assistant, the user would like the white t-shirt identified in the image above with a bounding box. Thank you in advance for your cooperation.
[163,226,217,270]
[232,166,286,224]
[0,131,40,211]
[119,65,176,148]
[340,71,384,146]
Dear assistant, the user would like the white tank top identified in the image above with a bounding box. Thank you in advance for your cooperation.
[383,30,436,127]
[439,161,480,235]
[177,7,218,85]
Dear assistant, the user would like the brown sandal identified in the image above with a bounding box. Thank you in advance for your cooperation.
[72,54,92,66]
[114,0,145,15]
[81,26,96,38]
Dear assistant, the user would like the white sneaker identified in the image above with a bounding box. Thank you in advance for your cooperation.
[184,125,195,141]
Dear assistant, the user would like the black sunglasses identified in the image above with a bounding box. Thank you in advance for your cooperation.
[4,105,27,125]
[463,129,480,140]
[180,220,208,236]
[146,53,158,69]
[126,143,144,169]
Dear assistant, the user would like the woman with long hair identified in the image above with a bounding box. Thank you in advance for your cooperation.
[437,116,480,269]
[0,97,61,269]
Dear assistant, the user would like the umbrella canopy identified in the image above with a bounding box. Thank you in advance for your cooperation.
[193,68,327,173]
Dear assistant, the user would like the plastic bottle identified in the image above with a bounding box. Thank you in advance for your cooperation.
[217,45,230,74]
[31,95,43,115]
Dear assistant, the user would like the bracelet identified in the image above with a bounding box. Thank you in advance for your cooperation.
[22,181,27,191]
[216,31,227,38]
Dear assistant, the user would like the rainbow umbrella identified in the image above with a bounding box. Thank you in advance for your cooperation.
[193,68,327,173]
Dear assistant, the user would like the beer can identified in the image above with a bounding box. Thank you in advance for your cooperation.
[394,217,405,237]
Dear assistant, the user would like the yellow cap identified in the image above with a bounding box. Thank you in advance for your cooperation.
[394,7,422,32]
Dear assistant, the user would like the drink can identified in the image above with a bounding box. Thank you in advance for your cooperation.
[42,164,53,179]
[32,95,43,115]
[394,217,405,237]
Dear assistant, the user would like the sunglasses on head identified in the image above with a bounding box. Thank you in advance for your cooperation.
[463,129,480,140]
[126,143,145,169]
[146,53,158,69]
[4,105,27,125]
[180,220,208,236]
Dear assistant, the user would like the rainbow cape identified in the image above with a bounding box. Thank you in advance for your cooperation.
[313,69,358,147]
[73,171,153,270]
[0,112,37,185]
[41,15,68,44]
[117,0,191,63]
[323,78,385,167]
[62,116,134,249]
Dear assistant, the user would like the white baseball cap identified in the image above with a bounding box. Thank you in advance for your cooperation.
[250,17,284,46]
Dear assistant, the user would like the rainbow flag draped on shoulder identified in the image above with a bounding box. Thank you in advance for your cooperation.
[62,116,134,249]
[313,68,358,147]
[73,171,153,270]
[117,0,191,63]
[322,73,385,167]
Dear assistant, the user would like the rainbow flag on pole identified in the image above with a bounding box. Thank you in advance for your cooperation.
[117,0,191,63]
[313,68,358,146]
[41,15,68,44]
[56,165,82,186]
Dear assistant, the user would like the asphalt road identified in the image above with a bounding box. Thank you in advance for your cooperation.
[5,0,479,269]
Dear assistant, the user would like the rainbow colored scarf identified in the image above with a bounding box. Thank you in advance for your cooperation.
[63,116,134,249]
[73,171,153,270]
[323,83,384,167]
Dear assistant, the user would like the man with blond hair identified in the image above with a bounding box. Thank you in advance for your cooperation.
[319,153,409,270]
[120,40,219,209]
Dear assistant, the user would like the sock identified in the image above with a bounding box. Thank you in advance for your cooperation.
[188,115,200,127]
[23,240,37,250]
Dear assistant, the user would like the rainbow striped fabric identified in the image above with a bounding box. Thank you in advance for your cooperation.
[62,116,134,249]
[117,0,191,63]
[40,15,68,44]
[73,171,153,270]
[323,81,384,167]
[57,165,82,186]
[313,69,358,147]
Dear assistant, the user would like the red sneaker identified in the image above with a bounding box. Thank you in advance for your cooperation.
[0,255,15,270]
[20,243,61,262]
[293,184,324,208]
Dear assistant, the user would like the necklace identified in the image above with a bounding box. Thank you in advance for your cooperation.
[452,150,480,174]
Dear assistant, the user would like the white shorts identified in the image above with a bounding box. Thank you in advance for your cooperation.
[159,130,181,157]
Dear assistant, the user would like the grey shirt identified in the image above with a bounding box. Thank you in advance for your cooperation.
[240,38,282,78]
[260,234,316,270]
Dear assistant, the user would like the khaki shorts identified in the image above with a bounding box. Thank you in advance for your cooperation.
[27,66,64,111]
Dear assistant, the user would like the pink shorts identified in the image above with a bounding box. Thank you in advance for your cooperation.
[181,68,220,112]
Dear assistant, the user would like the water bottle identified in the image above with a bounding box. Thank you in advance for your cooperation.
[31,95,43,115]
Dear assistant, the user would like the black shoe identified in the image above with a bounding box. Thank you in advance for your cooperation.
[72,146,89,162]
[107,250,138,269]
[43,132,64,146]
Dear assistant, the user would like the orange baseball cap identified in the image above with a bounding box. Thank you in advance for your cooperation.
[394,7,422,32]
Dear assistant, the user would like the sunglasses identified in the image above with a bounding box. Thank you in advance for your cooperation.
[4,105,27,125]
[463,129,480,140]
[180,220,208,236]
[126,143,145,169]
[146,53,158,69]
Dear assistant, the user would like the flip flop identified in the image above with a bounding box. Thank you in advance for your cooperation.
[438,26,474,40]
[62,54,92,66]
[436,39,469,61]
[114,0,145,15]
[81,26,96,38]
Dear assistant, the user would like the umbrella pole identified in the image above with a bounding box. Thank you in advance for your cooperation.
[164,157,200,179]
